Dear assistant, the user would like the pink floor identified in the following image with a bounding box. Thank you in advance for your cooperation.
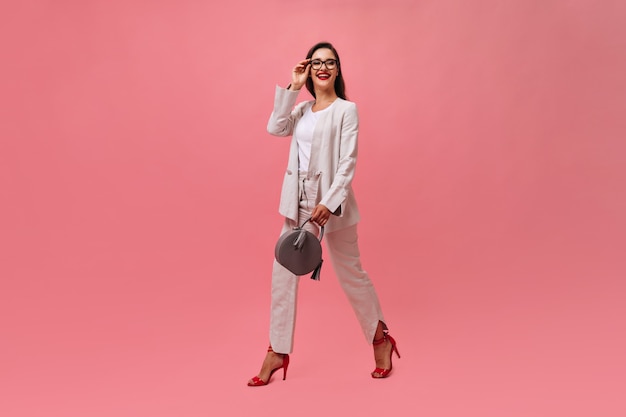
[3,231,624,416]
[2,1,625,416]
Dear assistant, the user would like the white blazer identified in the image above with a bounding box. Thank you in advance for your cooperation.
[267,86,361,233]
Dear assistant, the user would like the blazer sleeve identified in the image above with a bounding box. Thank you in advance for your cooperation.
[319,103,359,213]
[267,85,302,136]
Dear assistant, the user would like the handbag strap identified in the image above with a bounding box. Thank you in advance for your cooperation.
[299,217,324,242]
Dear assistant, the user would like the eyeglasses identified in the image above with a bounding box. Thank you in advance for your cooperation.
[310,59,338,70]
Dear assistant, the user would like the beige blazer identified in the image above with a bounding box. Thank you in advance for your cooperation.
[267,86,361,233]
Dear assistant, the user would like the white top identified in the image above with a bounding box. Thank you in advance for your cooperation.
[295,104,333,172]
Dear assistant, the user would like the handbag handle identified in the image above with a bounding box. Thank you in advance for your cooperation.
[293,218,324,251]
[299,217,324,241]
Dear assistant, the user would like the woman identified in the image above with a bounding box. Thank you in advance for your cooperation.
[247,42,400,386]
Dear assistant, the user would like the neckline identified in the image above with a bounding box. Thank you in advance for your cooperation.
[311,99,337,113]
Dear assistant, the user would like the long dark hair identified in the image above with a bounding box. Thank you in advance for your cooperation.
[305,42,347,100]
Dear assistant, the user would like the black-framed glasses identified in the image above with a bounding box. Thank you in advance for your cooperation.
[310,59,338,70]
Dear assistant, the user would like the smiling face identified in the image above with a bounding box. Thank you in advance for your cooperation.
[304,42,347,100]
[309,48,339,93]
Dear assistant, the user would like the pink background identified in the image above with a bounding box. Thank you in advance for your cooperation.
[2,1,625,416]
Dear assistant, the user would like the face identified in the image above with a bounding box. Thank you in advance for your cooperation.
[309,48,339,91]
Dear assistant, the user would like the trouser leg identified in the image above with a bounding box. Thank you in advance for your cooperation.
[325,224,386,343]
[269,174,320,354]
[269,218,300,354]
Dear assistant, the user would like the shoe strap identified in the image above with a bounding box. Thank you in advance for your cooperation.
[267,346,287,356]
[372,333,388,346]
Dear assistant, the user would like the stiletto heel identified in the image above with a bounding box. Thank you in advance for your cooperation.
[371,333,400,378]
[247,346,290,387]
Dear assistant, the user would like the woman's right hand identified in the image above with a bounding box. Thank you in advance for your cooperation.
[290,59,311,91]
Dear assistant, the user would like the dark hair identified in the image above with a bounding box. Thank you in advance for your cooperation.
[305,42,347,100]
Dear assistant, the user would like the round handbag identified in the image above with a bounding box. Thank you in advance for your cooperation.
[274,218,324,280]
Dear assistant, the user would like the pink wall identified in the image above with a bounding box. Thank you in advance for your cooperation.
[2,1,625,416]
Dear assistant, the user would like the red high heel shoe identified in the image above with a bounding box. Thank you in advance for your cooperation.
[247,346,290,387]
[371,333,400,378]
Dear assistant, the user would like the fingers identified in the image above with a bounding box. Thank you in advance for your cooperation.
[291,60,311,89]
[312,216,327,226]
[311,205,330,226]
[293,59,311,74]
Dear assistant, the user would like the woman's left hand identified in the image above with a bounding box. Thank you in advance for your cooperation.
[311,204,331,227]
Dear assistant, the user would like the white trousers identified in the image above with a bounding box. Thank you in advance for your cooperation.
[269,173,386,354]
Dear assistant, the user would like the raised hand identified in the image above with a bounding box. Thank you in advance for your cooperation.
[290,59,311,91]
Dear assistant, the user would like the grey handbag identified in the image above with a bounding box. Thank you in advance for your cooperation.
[274,218,324,280]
